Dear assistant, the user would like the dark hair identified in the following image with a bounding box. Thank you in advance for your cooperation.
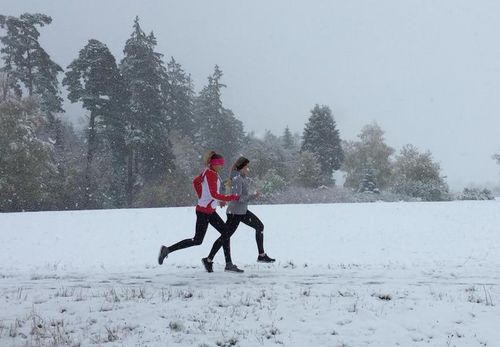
[232,156,250,171]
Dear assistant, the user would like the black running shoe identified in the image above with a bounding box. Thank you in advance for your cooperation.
[201,258,214,273]
[224,263,244,273]
[257,254,276,263]
[158,246,169,265]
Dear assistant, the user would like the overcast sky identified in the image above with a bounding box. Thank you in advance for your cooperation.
[2,0,500,190]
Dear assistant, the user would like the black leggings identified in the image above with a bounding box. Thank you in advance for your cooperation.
[168,211,232,264]
[208,210,265,260]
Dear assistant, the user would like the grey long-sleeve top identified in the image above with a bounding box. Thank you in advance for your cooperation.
[226,172,255,215]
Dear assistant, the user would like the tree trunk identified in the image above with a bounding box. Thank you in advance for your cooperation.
[26,49,33,96]
[83,111,96,209]
[126,147,134,207]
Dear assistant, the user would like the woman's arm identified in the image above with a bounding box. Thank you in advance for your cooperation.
[206,170,238,202]
[232,176,254,203]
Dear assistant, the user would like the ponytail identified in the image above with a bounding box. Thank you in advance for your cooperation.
[203,150,216,167]
[230,161,238,175]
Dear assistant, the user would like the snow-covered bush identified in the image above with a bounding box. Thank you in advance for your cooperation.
[259,185,415,205]
[256,169,287,196]
[457,188,494,201]
[389,145,450,201]
[391,178,449,202]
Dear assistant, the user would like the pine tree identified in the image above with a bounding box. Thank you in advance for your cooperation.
[45,119,87,210]
[301,104,344,185]
[120,17,174,204]
[166,57,196,139]
[358,163,379,194]
[196,65,244,162]
[282,125,295,150]
[63,39,125,208]
[0,13,63,119]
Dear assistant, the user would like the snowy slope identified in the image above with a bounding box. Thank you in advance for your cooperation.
[0,201,499,346]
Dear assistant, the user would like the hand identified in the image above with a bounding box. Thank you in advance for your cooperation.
[254,190,261,198]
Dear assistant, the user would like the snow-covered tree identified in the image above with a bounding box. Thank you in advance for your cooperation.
[166,57,196,140]
[258,168,287,196]
[281,125,296,150]
[358,163,380,194]
[137,130,196,208]
[390,144,449,201]
[294,150,323,188]
[0,13,63,119]
[63,39,125,208]
[46,119,87,210]
[196,65,244,162]
[301,104,343,185]
[343,122,394,190]
[120,17,175,203]
[242,131,288,184]
[0,96,56,211]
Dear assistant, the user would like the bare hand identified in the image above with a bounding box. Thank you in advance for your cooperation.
[254,191,261,198]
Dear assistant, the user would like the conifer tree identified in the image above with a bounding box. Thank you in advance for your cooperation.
[166,57,196,139]
[301,104,343,185]
[196,65,244,162]
[120,17,174,203]
[358,163,379,193]
[0,13,63,119]
[63,39,124,208]
[282,125,295,150]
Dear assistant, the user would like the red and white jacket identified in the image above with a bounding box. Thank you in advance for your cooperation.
[196,168,238,214]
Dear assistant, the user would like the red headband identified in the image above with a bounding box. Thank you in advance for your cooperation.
[210,158,225,166]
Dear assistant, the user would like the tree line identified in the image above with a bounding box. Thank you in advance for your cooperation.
[0,13,479,212]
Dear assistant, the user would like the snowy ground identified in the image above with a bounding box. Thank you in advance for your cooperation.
[0,201,499,346]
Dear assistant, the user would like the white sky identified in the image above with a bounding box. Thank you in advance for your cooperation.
[2,0,500,190]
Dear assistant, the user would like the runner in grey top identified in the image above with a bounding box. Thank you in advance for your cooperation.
[206,156,276,264]
[226,170,256,215]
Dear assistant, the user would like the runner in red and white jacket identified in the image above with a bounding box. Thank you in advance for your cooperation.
[158,151,244,273]
[195,166,236,214]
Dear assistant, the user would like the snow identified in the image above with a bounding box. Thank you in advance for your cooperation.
[0,201,499,346]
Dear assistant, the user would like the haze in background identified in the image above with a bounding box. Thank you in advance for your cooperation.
[2,0,500,190]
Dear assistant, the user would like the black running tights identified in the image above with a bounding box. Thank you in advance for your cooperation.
[168,211,232,264]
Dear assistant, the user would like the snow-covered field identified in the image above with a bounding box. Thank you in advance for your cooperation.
[1,201,499,346]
